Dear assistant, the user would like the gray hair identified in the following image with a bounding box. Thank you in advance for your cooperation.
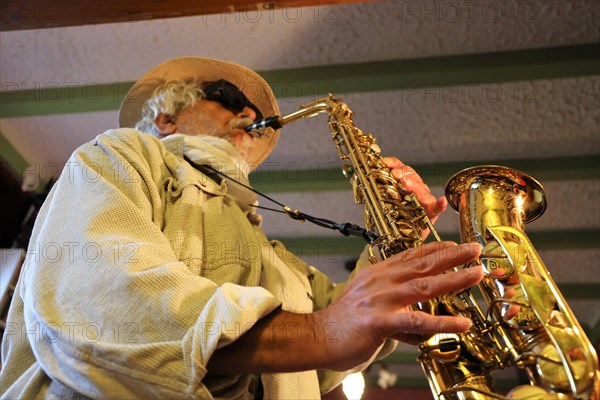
[135,79,206,136]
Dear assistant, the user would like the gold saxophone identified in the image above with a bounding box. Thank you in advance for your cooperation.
[246,95,599,400]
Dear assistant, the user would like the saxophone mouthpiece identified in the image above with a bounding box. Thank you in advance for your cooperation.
[245,116,284,137]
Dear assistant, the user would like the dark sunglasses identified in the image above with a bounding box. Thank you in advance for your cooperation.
[202,79,263,120]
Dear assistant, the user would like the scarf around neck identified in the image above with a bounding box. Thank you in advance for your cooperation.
[161,134,262,226]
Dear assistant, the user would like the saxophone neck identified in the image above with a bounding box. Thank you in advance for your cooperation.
[245,95,344,135]
[244,115,284,134]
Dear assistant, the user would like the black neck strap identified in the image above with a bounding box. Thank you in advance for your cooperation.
[185,157,378,244]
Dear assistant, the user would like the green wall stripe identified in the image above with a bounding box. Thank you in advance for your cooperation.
[250,155,600,193]
[590,319,600,344]
[264,42,600,98]
[555,284,600,300]
[1,43,598,118]
[0,131,28,177]
[0,82,133,118]
[411,156,600,187]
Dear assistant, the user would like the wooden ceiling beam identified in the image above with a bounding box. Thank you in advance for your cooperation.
[1,0,375,31]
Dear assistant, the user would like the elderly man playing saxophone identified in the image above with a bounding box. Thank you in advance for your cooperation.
[0,57,483,399]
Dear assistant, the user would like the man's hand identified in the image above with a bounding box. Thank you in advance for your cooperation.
[207,241,483,375]
[382,157,447,227]
[316,241,483,371]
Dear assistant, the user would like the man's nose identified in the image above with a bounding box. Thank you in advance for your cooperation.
[236,106,257,121]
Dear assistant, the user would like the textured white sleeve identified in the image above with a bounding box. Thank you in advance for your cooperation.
[19,130,281,398]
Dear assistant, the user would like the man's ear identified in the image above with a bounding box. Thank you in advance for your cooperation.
[154,113,177,137]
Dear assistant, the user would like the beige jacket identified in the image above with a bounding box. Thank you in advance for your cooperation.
[1,129,392,399]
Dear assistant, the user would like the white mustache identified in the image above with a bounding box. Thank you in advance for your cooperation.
[229,117,254,130]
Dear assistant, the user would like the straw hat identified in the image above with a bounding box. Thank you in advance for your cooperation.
[119,57,280,168]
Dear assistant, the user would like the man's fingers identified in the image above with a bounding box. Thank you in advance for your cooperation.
[389,164,447,221]
[391,241,458,262]
[381,156,404,170]
[432,196,448,217]
[398,265,484,305]
[381,157,447,224]
[383,157,424,186]
[385,311,473,338]
[391,166,423,186]
[383,242,482,280]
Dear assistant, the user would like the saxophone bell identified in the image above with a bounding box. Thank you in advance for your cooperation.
[445,166,599,399]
